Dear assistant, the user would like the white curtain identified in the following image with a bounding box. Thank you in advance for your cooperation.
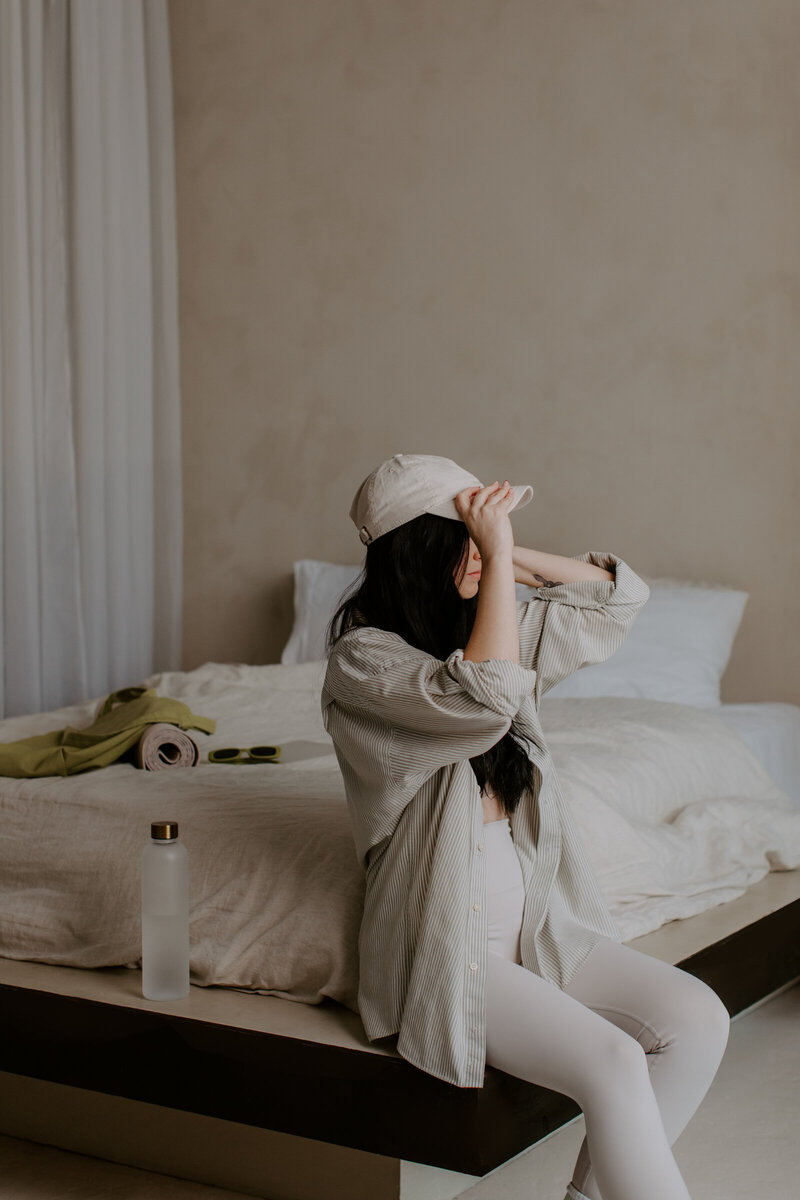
[0,0,182,718]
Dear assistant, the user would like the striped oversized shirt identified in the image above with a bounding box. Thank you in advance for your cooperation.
[321,551,651,1088]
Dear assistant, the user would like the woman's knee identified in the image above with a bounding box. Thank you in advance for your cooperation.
[600,1025,649,1075]
[683,975,730,1058]
[577,1024,650,1108]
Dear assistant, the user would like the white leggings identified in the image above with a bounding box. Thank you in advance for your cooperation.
[483,818,731,1200]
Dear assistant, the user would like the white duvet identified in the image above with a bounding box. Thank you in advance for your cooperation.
[0,660,798,1014]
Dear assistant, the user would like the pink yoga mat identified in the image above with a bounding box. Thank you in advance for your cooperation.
[135,724,199,770]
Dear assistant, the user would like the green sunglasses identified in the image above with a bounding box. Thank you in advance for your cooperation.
[208,745,281,764]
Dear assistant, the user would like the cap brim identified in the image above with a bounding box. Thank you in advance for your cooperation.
[508,483,533,512]
[426,483,534,522]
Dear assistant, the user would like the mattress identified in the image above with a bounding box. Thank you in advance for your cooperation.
[0,660,798,1014]
[713,702,800,809]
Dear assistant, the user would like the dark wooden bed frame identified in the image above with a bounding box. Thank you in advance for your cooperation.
[2,876,798,1183]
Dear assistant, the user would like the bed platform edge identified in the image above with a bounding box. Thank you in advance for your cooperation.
[1,874,799,1178]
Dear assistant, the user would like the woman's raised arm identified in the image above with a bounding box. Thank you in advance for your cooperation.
[512,545,615,588]
[513,551,650,699]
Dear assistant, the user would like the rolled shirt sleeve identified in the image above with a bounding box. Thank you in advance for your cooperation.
[328,633,534,734]
[326,632,538,771]
[517,551,650,700]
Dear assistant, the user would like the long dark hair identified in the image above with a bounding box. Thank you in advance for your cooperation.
[326,513,535,817]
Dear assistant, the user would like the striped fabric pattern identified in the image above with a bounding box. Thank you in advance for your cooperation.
[321,551,651,1088]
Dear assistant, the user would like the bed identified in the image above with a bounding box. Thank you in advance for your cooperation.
[1,560,799,1199]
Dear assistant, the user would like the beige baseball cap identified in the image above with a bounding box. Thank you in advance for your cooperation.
[350,453,533,546]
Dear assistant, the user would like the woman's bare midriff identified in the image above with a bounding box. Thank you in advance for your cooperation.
[481,783,506,824]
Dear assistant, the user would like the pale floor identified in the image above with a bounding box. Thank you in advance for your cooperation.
[0,981,797,1200]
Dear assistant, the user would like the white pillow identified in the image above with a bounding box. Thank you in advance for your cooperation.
[281,560,748,708]
[539,577,748,708]
[281,560,362,665]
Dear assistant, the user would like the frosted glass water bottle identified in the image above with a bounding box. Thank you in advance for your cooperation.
[141,820,190,1000]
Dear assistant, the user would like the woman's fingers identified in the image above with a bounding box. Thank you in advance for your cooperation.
[484,481,514,506]
[455,486,478,515]
[457,483,493,512]
[456,480,513,516]
[455,480,516,559]
[471,481,508,503]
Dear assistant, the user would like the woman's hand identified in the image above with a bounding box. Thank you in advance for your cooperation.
[459,481,519,663]
[454,480,516,560]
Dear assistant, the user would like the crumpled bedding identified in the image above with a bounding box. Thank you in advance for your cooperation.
[1,659,798,1014]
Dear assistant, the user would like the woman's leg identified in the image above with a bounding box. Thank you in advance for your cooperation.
[485,950,694,1200]
[562,938,731,1200]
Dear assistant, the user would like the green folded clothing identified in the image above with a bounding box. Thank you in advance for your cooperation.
[0,686,216,778]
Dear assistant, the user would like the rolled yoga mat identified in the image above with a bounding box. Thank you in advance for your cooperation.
[135,723,199,770]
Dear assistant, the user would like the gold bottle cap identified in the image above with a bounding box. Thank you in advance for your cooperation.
[151,821,179,840]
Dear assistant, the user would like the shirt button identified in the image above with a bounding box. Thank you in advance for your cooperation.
[476,842,484,852]
[469,961,478,971]
[472,903,480,912]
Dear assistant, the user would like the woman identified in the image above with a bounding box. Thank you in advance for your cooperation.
[321,453,730,1200]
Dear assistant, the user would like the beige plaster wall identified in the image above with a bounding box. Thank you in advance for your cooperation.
[169,0,799,704]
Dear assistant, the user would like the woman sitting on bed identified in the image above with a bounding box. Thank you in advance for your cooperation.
[321,453,730,1200]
